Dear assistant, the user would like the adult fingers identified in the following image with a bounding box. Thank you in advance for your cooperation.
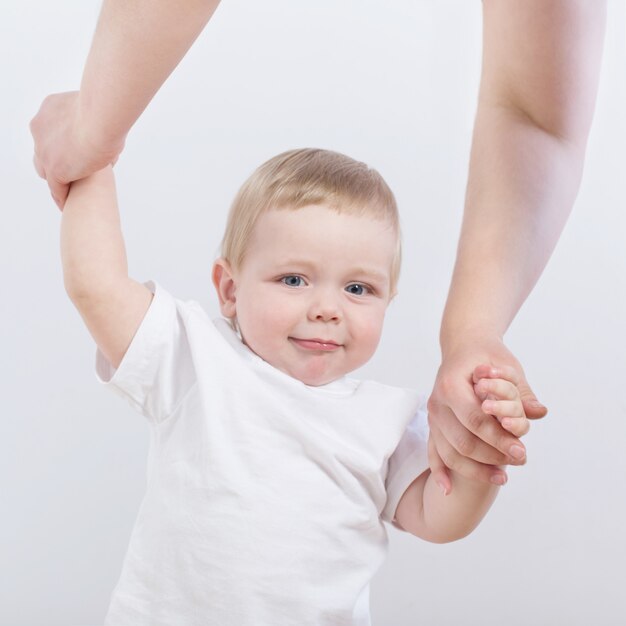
[429,421,508,486]
[481,399,525,419]
[501,416,531,437]
[518,377,548,420]
[427,435,452,495]
[448,397,526,464]
[33,154,45,180]
[48,178,70,211]
[427,399,520,466]
[33,154,68,210]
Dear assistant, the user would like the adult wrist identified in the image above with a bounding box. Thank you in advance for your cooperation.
[76,92,126,161]
[439,322,504,360]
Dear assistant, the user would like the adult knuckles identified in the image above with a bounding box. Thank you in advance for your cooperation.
[440,451,488,482]
[426,394,440,421]
[435,372,458,398]
[465,407,488,433]
[437,445,462,472]
[453,431,477,457]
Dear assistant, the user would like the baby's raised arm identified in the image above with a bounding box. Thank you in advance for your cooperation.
[394,365,528,543]
[61,167,152,369]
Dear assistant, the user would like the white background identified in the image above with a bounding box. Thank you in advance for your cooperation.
[1,1,625,624]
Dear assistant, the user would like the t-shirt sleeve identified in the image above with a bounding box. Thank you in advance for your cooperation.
[381,400,430,528]
[95,281,197,424]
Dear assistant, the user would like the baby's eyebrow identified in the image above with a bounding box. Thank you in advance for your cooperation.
[272,260,389,285]
[348,267,390,285]
[272,259,317,272]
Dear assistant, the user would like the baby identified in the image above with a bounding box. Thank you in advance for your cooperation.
[61,148,529,625]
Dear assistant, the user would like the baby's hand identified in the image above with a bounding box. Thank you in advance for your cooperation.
[472,364,530,438]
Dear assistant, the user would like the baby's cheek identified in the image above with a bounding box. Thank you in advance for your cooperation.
[355,314,386,358]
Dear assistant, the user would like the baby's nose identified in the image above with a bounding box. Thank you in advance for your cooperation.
[308,291,341,322]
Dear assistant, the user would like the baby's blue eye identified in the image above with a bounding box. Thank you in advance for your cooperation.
[345,283,368,296]
[281,275,304,287]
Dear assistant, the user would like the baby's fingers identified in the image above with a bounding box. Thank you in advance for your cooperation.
[501,416,531,438]
[474,377,518,403]
[482,398,522,417]
[473,364,520,387]
[482,397,530,438]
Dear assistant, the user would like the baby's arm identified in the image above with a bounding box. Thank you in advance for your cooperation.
[394,366,528,543]
[61,166,152,369]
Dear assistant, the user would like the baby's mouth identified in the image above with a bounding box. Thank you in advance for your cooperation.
[289,337,342,352]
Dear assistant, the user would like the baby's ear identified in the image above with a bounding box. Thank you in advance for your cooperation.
[212,258,237,318]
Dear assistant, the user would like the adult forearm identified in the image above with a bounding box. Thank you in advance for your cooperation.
[440,0,606,355]
[440,107,586,352]
[78,0,221,151]
[61,167,127,298]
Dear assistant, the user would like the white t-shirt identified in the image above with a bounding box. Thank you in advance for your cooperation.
[97,281,429,626]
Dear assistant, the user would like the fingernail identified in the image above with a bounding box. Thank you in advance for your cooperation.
[490,473,507,486]
[529,401,547,409]
[509,444,526,460]
[436,481,449,496]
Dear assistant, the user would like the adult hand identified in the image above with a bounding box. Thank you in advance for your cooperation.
[30,91,124,210]
[427,334,547,494]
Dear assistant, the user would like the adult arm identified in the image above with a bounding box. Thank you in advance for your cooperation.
[31,0,221,208]
[428,0,607,490]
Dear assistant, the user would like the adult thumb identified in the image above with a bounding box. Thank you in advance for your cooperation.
[49,178,70,211]
[518,377,548,420]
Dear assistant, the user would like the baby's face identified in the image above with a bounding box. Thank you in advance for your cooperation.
[215,205,397,386]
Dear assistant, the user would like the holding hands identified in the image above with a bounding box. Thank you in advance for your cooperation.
[473,363,531,439]
[428,337,547,493]
[30,1,560,500]
[427,335,545,494]
[30,91,124,210]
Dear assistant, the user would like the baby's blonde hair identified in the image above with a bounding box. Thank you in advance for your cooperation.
[220,148,402,295]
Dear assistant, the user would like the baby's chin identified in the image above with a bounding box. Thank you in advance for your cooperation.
[240,334,352,386]
[281,359,353,387]
[266,355,349,387]
[297,373,343,387]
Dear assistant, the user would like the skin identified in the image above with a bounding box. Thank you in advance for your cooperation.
[31,0,221,208]
[61,166,529,539]
[32,0,607,490]
[428,0,607,492]
[212,206,397,387]
[397,364,527,541]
